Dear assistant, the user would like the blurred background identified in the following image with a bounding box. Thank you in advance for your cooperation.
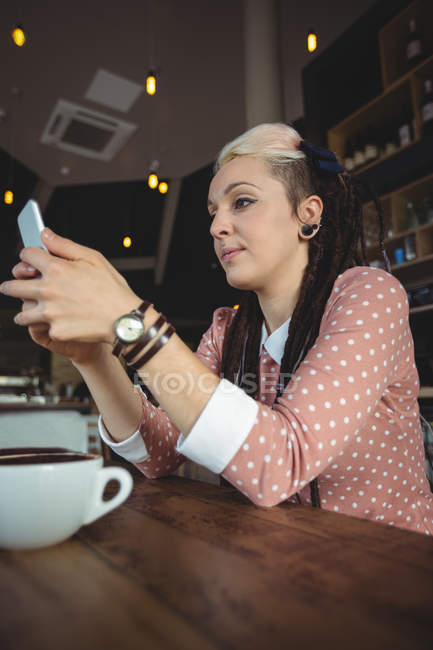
[0,0,432,427]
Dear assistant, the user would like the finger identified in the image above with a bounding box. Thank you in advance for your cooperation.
[0,278,43,301]
[19,246,53,274]
[12,262,40,279]
[28,323,50,333]
[39,228,106,266]
[22,299,37,311]
[14,304,45,327]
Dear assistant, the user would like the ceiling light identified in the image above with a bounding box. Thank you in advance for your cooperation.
[146,72,156,96]
[148,173,158,189]
[158,181,168,194]
[4,190,14,205]
[12,25,26,47]
[307,29,317,53]
[123,236,132,248]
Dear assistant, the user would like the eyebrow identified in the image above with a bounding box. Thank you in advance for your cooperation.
[207,182,259,208]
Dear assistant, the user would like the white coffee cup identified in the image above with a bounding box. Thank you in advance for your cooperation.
[0,448,133,550]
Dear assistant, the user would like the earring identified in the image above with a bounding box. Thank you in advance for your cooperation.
[301,223,319,237]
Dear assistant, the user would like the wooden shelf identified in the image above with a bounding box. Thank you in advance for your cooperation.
[329,0,433,317]
[390,252,433,271]
[379,0,433,88]
[353,141,420,178]
[364,221,433,250]
[328,12,433,172]
[419,386,433,399]
[410,303,433,315]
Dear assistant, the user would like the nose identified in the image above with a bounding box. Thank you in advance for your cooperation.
[210,208,234,239]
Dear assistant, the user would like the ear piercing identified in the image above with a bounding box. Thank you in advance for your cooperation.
[301,223,319,237]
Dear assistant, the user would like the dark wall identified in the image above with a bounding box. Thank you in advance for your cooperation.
[0,148,38,304]
[163,163,241,321]
[44,180,164,259]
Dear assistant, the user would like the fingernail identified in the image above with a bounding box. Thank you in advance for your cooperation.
[42,228,54,240]
[14,314,20,324]
[25,264,36,272]
[0,282,8,294]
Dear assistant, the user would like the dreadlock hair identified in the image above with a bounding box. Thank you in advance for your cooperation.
[215,123,391,507]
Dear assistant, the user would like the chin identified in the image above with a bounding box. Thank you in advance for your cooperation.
[225,272,256,291]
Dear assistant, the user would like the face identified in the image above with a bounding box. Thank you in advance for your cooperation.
[207,156,303,293]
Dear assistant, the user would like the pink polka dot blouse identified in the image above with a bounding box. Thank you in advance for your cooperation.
[100,266,433,535]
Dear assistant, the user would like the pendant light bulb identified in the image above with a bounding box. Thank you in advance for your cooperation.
[123,236,132,248]
[4,190,14,205]
[158,181,168,194]
[12,25,26,47]
[307,29,317,53]
[148,173,159,189]
[146,72,156,96]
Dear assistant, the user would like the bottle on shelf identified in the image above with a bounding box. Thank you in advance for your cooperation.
[376,129,386,159]
[343,138,355,172]
[420,79,433,137]
[383,125,398,156]
[393,247,405,265]
[419,195,433,224]
[404,233,416,261]
[406,18,423,69]
[412,115,419,141]
[353,134,365,169]
[405,201,419,229]
[364,127,379,163]
[398,112,412,147]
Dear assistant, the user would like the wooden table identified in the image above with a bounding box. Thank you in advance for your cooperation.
[1,467,432,650]
[0,401,91,414]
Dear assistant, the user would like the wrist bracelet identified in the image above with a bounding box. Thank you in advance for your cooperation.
[128,324,175,370]
[123,313,167,363]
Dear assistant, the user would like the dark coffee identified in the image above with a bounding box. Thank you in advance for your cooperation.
[0,447,96,466]
[0,447,70,457]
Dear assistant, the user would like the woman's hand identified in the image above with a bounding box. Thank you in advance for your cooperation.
[10,264,103,366]
[1,228,142,346]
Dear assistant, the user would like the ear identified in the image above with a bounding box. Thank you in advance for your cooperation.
[299,194,323,227]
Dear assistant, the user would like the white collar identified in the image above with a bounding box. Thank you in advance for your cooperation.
[259,315,291,365]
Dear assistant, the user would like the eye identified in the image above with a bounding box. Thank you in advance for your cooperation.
[234,197,255,210]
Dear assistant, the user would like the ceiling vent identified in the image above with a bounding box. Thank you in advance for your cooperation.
[40,99,137,161]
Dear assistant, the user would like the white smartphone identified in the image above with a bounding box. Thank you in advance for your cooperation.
[17,199,48,251]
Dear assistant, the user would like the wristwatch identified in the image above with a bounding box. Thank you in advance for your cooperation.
[112,301,152,357]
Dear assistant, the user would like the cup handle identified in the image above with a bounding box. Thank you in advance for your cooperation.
[83,466,133,525]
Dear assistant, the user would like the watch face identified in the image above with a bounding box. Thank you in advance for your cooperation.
[115,315,144,343]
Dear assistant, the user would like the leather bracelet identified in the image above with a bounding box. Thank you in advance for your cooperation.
[123,313,167,363]
[112,301,152,357]
[128,324,175,370]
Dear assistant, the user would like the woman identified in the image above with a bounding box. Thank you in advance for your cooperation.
[3,123,432,535]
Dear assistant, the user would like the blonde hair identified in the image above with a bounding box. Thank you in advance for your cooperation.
[215,122,306,171]
[214,122,313,212]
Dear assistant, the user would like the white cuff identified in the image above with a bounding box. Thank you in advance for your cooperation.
[176,379,258,474]
[98,415,150,463]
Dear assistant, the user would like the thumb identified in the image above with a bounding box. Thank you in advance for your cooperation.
[41,228,94,262]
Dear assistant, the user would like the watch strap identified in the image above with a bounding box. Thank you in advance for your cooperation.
[112,301,152,357]
[128,324,175,370]
[123,313,167,363]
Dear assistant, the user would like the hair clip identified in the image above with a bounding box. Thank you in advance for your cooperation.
[300,140,344,174]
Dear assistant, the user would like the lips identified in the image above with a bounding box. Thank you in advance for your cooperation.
[221,248,244,262]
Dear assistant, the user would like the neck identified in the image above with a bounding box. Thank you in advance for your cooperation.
[256,248,308,337]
